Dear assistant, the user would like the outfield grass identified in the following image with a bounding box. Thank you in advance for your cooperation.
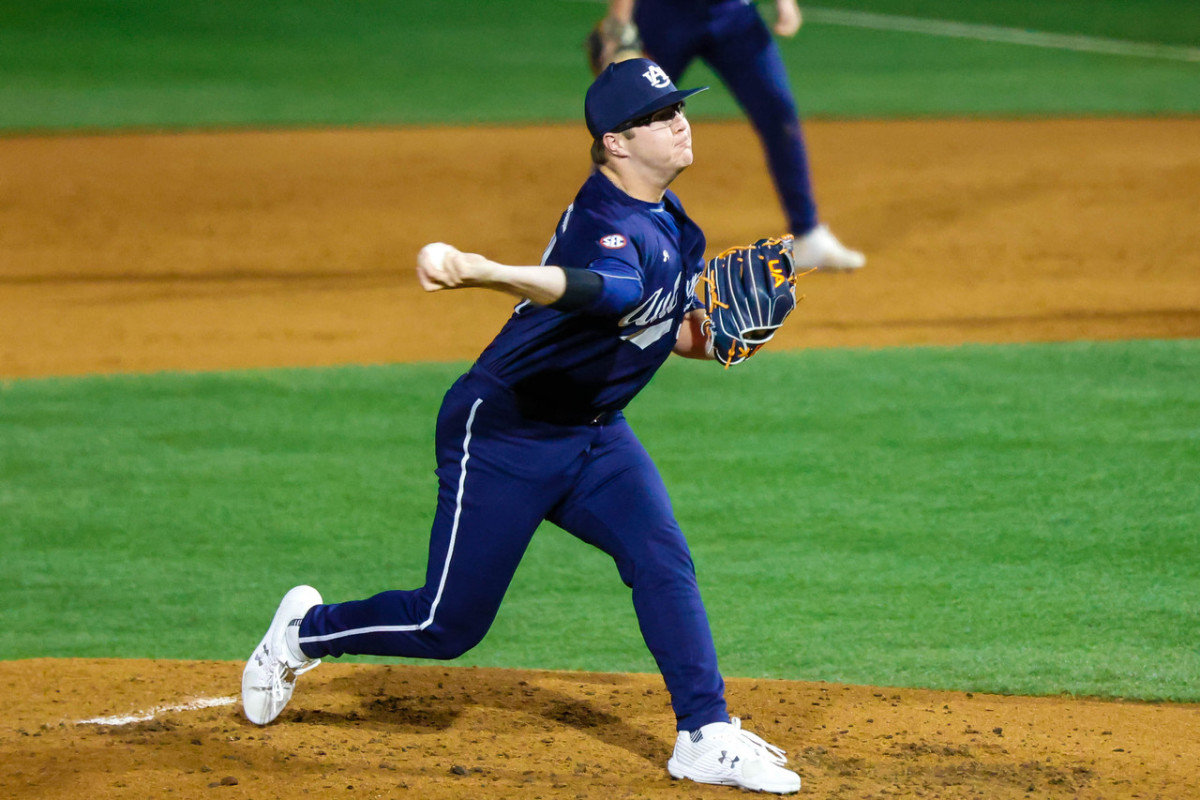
[2,341,1197,701]
[1,0,1196,131]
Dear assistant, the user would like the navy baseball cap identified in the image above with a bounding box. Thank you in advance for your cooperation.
[585,58,708,139]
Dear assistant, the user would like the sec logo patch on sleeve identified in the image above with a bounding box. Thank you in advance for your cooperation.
[599,234,627,249]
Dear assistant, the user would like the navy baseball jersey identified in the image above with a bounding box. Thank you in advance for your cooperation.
[475,169,706,420]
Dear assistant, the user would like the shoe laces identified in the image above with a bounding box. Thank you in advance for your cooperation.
[253,644,320,693]
[721,717,789,766]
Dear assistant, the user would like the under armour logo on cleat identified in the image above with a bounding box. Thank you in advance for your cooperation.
[718,750,740,768]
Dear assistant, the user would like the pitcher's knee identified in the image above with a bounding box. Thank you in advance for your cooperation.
[418,618,490,660]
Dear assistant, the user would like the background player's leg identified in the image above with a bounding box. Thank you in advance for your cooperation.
[633,0,703,79]
[299,375,583,660]
[547,420,727,732]
[701,12,820,237]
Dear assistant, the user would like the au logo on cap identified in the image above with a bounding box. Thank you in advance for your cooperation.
[642,65,671,88]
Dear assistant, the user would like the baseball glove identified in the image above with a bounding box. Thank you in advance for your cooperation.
[586,17,644,76]
[698,236,804,368]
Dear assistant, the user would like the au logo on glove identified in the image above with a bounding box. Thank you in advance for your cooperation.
[768,259,788,288]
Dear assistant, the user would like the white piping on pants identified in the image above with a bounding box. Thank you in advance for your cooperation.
[300,396,483,644]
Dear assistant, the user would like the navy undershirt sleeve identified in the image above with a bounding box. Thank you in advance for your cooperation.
[546,268,604,312]
[547,259,643,317]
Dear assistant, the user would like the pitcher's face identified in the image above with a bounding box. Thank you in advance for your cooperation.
[623,102,694,176]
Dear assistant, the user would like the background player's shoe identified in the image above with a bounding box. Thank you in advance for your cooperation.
[792,224,866,272]
[241,584,323,725]
[667,717,801,794]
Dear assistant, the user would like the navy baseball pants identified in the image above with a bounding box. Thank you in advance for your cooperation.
[636,0,820,235]
[298,368,728,732]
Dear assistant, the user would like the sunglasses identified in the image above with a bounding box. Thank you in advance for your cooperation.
[615,101,687,133]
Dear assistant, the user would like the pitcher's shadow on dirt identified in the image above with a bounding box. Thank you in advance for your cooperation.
[289,667,672,765]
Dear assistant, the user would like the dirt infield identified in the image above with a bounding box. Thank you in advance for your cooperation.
[1,118,1198,798]
[2,118,1198,376]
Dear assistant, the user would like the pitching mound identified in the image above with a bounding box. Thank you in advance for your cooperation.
[4,659,1197,799]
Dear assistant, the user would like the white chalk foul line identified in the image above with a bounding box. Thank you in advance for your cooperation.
[804,7,1200,63]
[567,0,1200,62]
[77,695,238,726]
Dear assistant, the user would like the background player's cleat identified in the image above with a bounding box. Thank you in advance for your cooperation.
[241,585,323,725]
[667,717,801,794]
[791,224,866,272]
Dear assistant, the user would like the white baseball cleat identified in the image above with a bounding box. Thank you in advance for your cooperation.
[667,717,801,794]
[241,585,323,725]
[792,224,866,272]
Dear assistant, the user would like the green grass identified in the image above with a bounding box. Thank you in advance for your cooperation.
[2,340,1197,701]
[0,0,1196,131]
